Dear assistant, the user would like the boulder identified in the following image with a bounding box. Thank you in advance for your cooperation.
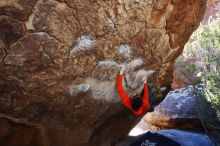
[0,0,207,145]
[144,86,202,130]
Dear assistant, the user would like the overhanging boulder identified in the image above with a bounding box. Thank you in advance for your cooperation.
[0,0,207,145]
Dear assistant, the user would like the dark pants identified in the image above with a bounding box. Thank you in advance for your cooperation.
[130,132,181,146]
[148,86,154,112]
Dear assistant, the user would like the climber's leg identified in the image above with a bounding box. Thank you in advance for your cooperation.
[141,86,154,112]
[148,86,154,112]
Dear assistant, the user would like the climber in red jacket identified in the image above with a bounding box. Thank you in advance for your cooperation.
[117,65,151,115]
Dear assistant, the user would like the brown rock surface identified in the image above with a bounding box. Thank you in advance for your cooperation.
[171,75,191,89]
[0,0,206,146]
[0,114,48,146]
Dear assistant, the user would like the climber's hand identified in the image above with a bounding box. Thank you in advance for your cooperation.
[143,77,147,84]
[120,65,126,75]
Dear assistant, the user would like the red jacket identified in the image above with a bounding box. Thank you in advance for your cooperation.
[117,74,150,115]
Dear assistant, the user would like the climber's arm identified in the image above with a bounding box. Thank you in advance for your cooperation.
[117,74,131,109]
[117,65,131,109]
[143,80,150,109]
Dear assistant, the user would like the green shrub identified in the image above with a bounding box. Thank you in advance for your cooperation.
[174,61,200,85]
[193,85,220,145]
[179,13,220,145]
[183,13,220,119]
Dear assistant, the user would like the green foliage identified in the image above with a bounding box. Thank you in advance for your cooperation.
[174,61,200,85]
[183,13,220,119]
[181,13,220,145]
[175,61,196,74]
[184,13,220,61]
[193,85,218,125]
[193,85,220,145]
[199,71,220,119]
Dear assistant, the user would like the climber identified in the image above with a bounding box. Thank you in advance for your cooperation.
[117,65,154,115]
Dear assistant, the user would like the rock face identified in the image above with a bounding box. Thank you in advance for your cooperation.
[0,0,206,146]
[172,74,192,89]
[0,114,48,146]
[144,87,202,130]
